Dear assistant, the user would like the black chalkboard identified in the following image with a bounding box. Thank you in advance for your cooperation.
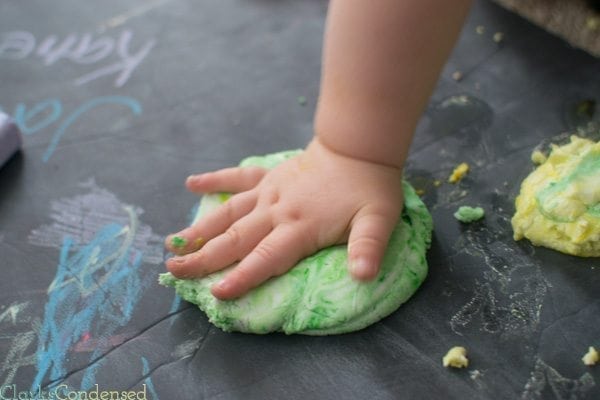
[1,1,599,399]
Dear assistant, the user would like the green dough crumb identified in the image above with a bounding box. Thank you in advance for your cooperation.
[454,206,485,223]
[171,236,187,248]
[217,193,232,203]
[160,150,433,335]
[297,96,307,106]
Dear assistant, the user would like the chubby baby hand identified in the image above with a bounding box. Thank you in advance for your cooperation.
[164,138,404,300]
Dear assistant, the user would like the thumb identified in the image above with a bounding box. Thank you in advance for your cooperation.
[347,206,399,281]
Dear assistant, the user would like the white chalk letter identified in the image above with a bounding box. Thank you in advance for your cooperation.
[0,31,35,59]
[74,30,155,87]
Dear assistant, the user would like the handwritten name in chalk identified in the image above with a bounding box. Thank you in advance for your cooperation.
[0,30,155,87]
[0,96,142,162]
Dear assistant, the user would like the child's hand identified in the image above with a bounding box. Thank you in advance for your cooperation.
[164,138,404,300]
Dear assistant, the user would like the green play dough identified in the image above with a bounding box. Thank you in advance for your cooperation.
[453,206,485,223]
[159,150,433,335]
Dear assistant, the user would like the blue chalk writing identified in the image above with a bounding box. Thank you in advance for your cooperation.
[42,96,142,162]
[31,207,153,392]
[14,99,62,134]
[141,357,160,400]
[0,96,142,162]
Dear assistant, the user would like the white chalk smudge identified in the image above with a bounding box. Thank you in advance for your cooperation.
[98,0,173,31]
[470,369,483,380]
[28,178,163,264]
[0,301,30,325]
[172,338,201,360]
[0,313,40,387]
[521,358,595,399]
[450,223,549,339]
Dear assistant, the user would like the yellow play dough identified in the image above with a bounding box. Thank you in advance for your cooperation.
[443,346,469,368]
[512,136,600,257]
[582,346,598,366]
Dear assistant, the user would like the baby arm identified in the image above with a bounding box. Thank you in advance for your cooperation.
[165,0,472,299]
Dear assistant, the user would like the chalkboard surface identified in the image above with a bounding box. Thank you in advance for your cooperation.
[1,1,599,399]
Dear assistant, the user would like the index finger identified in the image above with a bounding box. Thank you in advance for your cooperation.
[186,166,267,194]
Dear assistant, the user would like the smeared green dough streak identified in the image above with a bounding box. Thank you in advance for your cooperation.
[159,151,433,335]
[536,150,600,222]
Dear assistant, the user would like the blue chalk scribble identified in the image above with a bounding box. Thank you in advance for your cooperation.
[31,207,154,393]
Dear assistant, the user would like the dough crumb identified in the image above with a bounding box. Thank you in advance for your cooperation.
[454,206,485,223]
[452,71,463,81]
[171,236,187,249]
[443,346,469,368]
[493,32,504,43]
[531,150,547,165]
[448,162,470,183]
[582,346,598,366]
[475,25,485,35]
[433,179,442,187]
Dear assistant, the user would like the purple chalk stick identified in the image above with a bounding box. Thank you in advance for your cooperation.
[0,112,22,168]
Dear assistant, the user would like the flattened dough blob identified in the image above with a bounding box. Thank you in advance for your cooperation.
[159,150,433,335]
[512,136,600,257]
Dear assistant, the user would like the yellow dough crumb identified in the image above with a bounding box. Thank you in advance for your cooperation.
[582,346,599,366]
[448,163,470,183]
[443,346,469,368]
[530,150,547,165]
[512,136,600,257]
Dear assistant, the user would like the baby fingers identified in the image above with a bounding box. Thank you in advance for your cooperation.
[186,166,267,194]
[166,211,272,278]
[165,190,256,255]
[211,223,314,300]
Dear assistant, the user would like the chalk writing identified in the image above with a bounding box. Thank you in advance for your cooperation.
[6,181,166,393]
[31,212,153,390]
[0,30,155,87]
[1,329,39,388]
[28,178,162,264]
[0,302,40,388]
[98,0,173,31]
[0,301,30,326]
[522,358,595,399]
[141,357,160,400]
[0,96,142,162]
[449,221,548,339]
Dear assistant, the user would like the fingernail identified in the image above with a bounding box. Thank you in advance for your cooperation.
[349,258,373,280]
[168,256,187,265]
[214,279,231,293]
[170,235,188,249]
[186,174,202,184]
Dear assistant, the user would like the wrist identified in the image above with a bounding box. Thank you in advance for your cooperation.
[313,99,414,170]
